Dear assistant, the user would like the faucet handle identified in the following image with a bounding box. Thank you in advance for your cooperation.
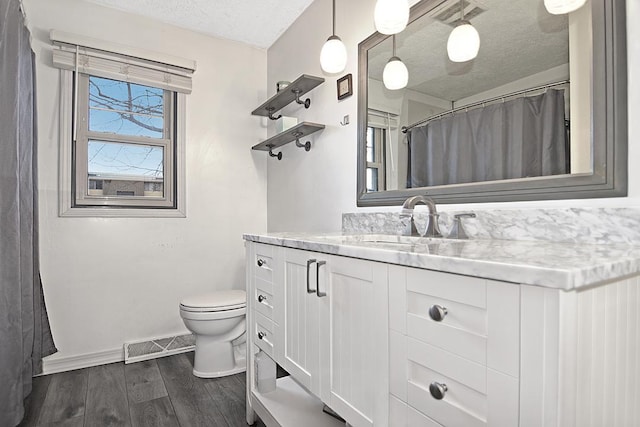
[448,213,476,239]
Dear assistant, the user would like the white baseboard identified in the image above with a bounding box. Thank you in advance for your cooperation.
[40,347,123,376]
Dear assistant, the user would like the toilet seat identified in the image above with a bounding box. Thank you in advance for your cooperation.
[180,290,246,313]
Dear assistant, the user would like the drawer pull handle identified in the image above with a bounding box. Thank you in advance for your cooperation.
[257,258,266,267]
[306,259,317,293]
[258,294,267,303]
[257,331,266,340]
[316,260,327,297]
[429,382,448,400]
[428,304,448,322]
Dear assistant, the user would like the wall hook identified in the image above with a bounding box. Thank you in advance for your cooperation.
[292,89,311,109]
[266,107,282,121]
[267,144,283,160]
[293,131,311,151]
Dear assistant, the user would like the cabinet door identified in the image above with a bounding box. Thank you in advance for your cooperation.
[274,248,321,396]
[318,254,389,427]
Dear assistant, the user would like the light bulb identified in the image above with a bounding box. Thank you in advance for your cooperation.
[383,57,408,90]
[544,0,587,14]
[320,35,347,74]
[447,21,480,62]
[374,0,410,35]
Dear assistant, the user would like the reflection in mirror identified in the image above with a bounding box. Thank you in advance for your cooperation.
[357,0,626,206]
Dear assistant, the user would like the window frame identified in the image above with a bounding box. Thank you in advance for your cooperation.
[59,71,186,218]
[366,126,386,192]
[74,74,175,208]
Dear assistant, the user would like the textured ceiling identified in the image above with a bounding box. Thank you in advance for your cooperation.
[81,0,315,49]
[368,0,569,102]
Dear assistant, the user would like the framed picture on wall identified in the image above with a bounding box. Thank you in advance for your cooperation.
[337,74,353,100]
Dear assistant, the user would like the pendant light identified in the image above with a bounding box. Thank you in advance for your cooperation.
[544,0,587,15]
[320,0,347,74]
[383,35,408,90]
[374,0,410,35]
[447,0,480,63]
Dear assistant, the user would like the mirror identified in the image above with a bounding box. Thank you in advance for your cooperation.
[357,0,627,206]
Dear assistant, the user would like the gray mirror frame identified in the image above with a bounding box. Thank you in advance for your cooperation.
[357,0,627,206]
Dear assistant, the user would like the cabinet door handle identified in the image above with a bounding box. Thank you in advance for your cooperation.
[316,260,327,297]
[428,304,448,322]
[257,331,266,340]
[257,258,266,267]
[257,294,267,303]
[306,259,317,293]
[429,382,448,400]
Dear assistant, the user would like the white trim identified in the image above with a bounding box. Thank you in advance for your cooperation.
[50,30,196,72]
[58,71,187,218]
[40,347,123,376]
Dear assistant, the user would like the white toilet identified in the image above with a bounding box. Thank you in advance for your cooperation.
[179,289,247,378]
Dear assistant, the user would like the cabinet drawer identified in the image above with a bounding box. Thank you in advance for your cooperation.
[254,311,275,358]
[408,378,485,427]
[408,336,486,427]
[408,338,486,395]
[253,244,274,283]
[406,337,519,427]
[253,283,274,320]
[406,268,486,309]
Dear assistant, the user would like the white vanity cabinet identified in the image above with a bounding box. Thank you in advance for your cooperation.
[388,265,520,427]
[274,247,390,426]
[246,238,640,427]
[316,252,389,427]
[273,248,322,396]
[246,243,389,427]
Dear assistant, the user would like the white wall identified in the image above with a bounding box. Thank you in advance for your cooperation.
[25,0,268,370]
[266,0,640,233]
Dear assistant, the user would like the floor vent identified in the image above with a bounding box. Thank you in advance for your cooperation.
[124,333,195,364]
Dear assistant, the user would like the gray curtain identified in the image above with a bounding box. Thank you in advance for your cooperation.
[408,89,568,187]
[1,1,58,426]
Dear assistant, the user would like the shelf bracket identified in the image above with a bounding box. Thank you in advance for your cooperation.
[292,89,311,109]
[267,144,283,160]
[266,107,282,121]
[293,131,311,151]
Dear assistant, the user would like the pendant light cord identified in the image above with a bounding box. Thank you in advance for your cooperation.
[392,34,396,56]
[459,0,464,21]
[332,0,336,36]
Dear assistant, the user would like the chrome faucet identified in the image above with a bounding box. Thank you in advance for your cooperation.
[400,195,443,238]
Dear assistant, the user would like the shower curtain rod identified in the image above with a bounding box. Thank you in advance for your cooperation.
[401,79,570,134]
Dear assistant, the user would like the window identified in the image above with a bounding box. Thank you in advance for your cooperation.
[366,126,386,192]
[75,76,176,208]
[51,30,195,217]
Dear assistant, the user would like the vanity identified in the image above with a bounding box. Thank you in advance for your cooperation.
[244,231,640,427]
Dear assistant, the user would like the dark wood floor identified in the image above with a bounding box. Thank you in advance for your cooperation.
[18,352,265,427]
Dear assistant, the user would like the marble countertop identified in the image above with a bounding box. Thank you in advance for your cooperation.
[243,232,640,290]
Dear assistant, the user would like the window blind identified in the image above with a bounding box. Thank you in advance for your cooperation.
[50,30,196,94]
[368,109,399,129]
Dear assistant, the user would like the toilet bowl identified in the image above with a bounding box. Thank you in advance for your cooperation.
[179,289,247,378]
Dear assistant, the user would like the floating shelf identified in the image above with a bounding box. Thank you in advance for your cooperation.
[252,75,325,120]
[252,122,325,160]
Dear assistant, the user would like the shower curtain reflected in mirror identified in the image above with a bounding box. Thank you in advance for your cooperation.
[407,89,569,188]
[1,1,57,426]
